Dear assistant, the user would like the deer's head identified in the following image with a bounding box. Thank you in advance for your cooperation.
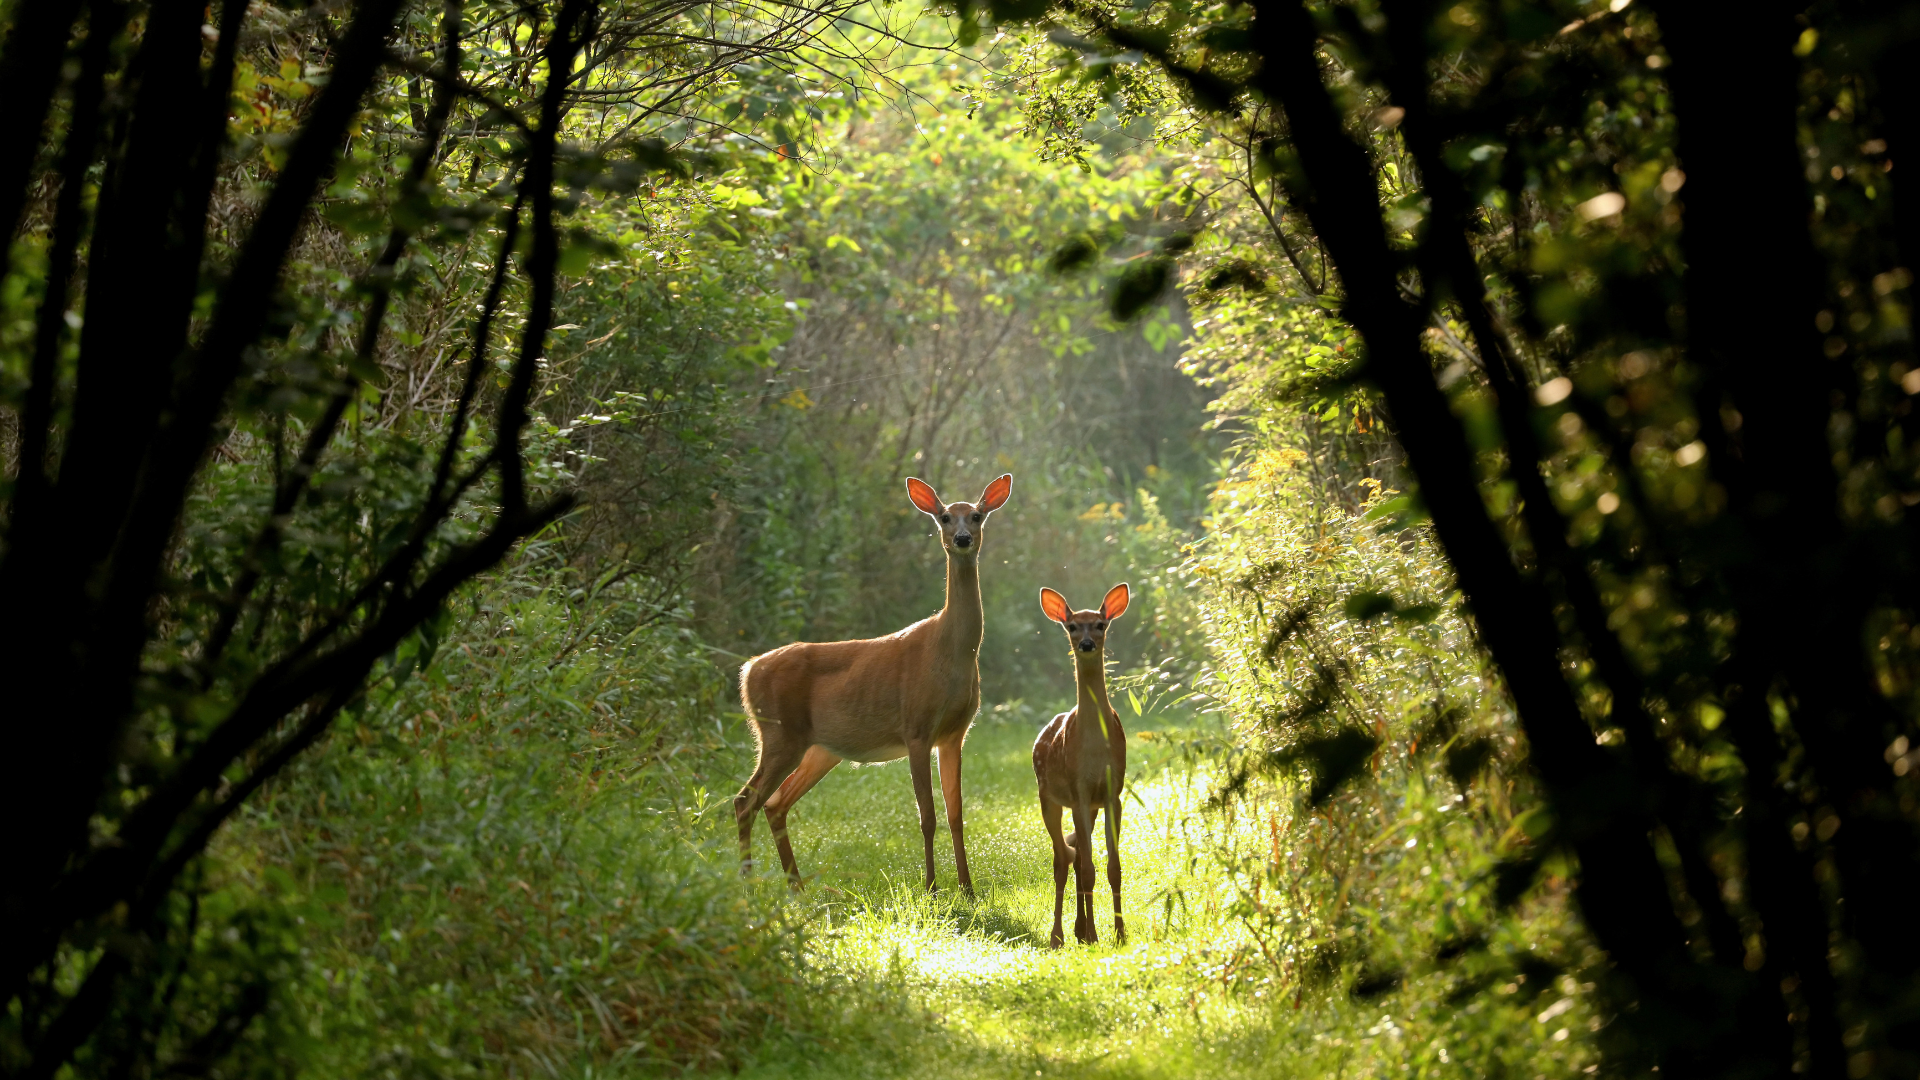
[907,473,1012,556]
[1040,583,1130,656]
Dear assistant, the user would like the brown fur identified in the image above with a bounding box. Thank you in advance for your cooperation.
[732,474,1011,893]
[1032,582,1131,947]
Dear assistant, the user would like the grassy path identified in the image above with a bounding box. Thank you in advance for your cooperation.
[729,710,1317,1080]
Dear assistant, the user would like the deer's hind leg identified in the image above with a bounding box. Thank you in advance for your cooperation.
[764,745,841,887]
[735,721,806,876]
[1041,797,1070,948]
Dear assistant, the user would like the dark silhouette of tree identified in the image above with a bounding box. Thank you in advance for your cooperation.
[0,1,591,1072]
[1008,0,1920,1074]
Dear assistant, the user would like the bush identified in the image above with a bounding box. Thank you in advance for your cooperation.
[216,550,818,1076]
[1182,436,1602,1076]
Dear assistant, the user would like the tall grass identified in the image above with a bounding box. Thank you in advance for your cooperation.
[215,545,830,1076]
[196,503,1608,1079]
[711,696,1600,1080]
[1173,437,1607,1076]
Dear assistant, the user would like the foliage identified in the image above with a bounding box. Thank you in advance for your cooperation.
[1187,436,1607,1051]
[220,552,825,1076]
[32,0,1920,1076]
[0,0,909,1072]
[976,0,1920,1075]
[535,180,797,594]
[690,67,1224,695]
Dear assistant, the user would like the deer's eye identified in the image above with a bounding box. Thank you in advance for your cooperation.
[1097,622,1107,630]
[940,514,951,524]
[971,513,982,522]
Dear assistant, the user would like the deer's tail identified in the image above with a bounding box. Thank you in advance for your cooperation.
[738,653,783,734]
[739,655,761,721]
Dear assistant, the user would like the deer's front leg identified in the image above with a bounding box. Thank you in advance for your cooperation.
[1041,797,1069,948]
[908,739,940,891]
[1069,802,1097,943]
[936,737,973,897]
[1104,797,1125,946]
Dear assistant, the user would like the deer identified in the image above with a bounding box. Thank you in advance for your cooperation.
[1032,582,1131,948]
[734,473,1013,895]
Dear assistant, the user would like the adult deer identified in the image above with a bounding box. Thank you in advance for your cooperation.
[734,473,1013,894]
[1033,583,1130,947]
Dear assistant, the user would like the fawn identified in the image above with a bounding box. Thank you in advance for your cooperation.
[1032,582,1131,947]
[734,473,1013,893]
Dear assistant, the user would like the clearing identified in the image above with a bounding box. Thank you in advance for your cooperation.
[728,707,1338,1080]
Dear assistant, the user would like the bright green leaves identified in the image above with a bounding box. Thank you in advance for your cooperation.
[1140,305,1183,351]
[735,66,1187,360]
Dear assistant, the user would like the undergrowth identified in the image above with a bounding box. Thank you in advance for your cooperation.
[214,547,846,1077]
[204,500,1600,1079]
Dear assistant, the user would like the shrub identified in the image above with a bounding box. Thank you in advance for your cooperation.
[218,552,817,1076]
[1183,436,1601,1076]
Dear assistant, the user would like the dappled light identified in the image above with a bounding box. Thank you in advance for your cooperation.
[4,0,1919,1077]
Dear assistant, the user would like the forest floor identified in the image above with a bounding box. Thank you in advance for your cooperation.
[723,708,1340,1080]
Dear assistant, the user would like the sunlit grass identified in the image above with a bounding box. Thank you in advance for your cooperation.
[705,699,1590,1079]
[241,625,1590,1080]
[718,707,1313,1079]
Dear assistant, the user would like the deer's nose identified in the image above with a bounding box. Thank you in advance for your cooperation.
[1078,638,1095,652]
[954,533,972,547]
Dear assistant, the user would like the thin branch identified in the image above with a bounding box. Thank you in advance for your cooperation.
[0,0,86,286]
[98,0,413,672]
[12,0,124,515]
[202,0,468,679]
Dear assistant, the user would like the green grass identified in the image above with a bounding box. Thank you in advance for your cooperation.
[230,575,1590,1080]
[722,706,1320,1080]
[718,703,1592,1080]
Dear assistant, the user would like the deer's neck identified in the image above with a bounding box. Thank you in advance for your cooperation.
[937,551,983,657]
[1074,653,1117,735]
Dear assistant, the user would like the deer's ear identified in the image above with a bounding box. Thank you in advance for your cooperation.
[905,477,942,515]
[978,473,1012,513]
[1039,587,1071,624]
[1100,583,1131,621]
